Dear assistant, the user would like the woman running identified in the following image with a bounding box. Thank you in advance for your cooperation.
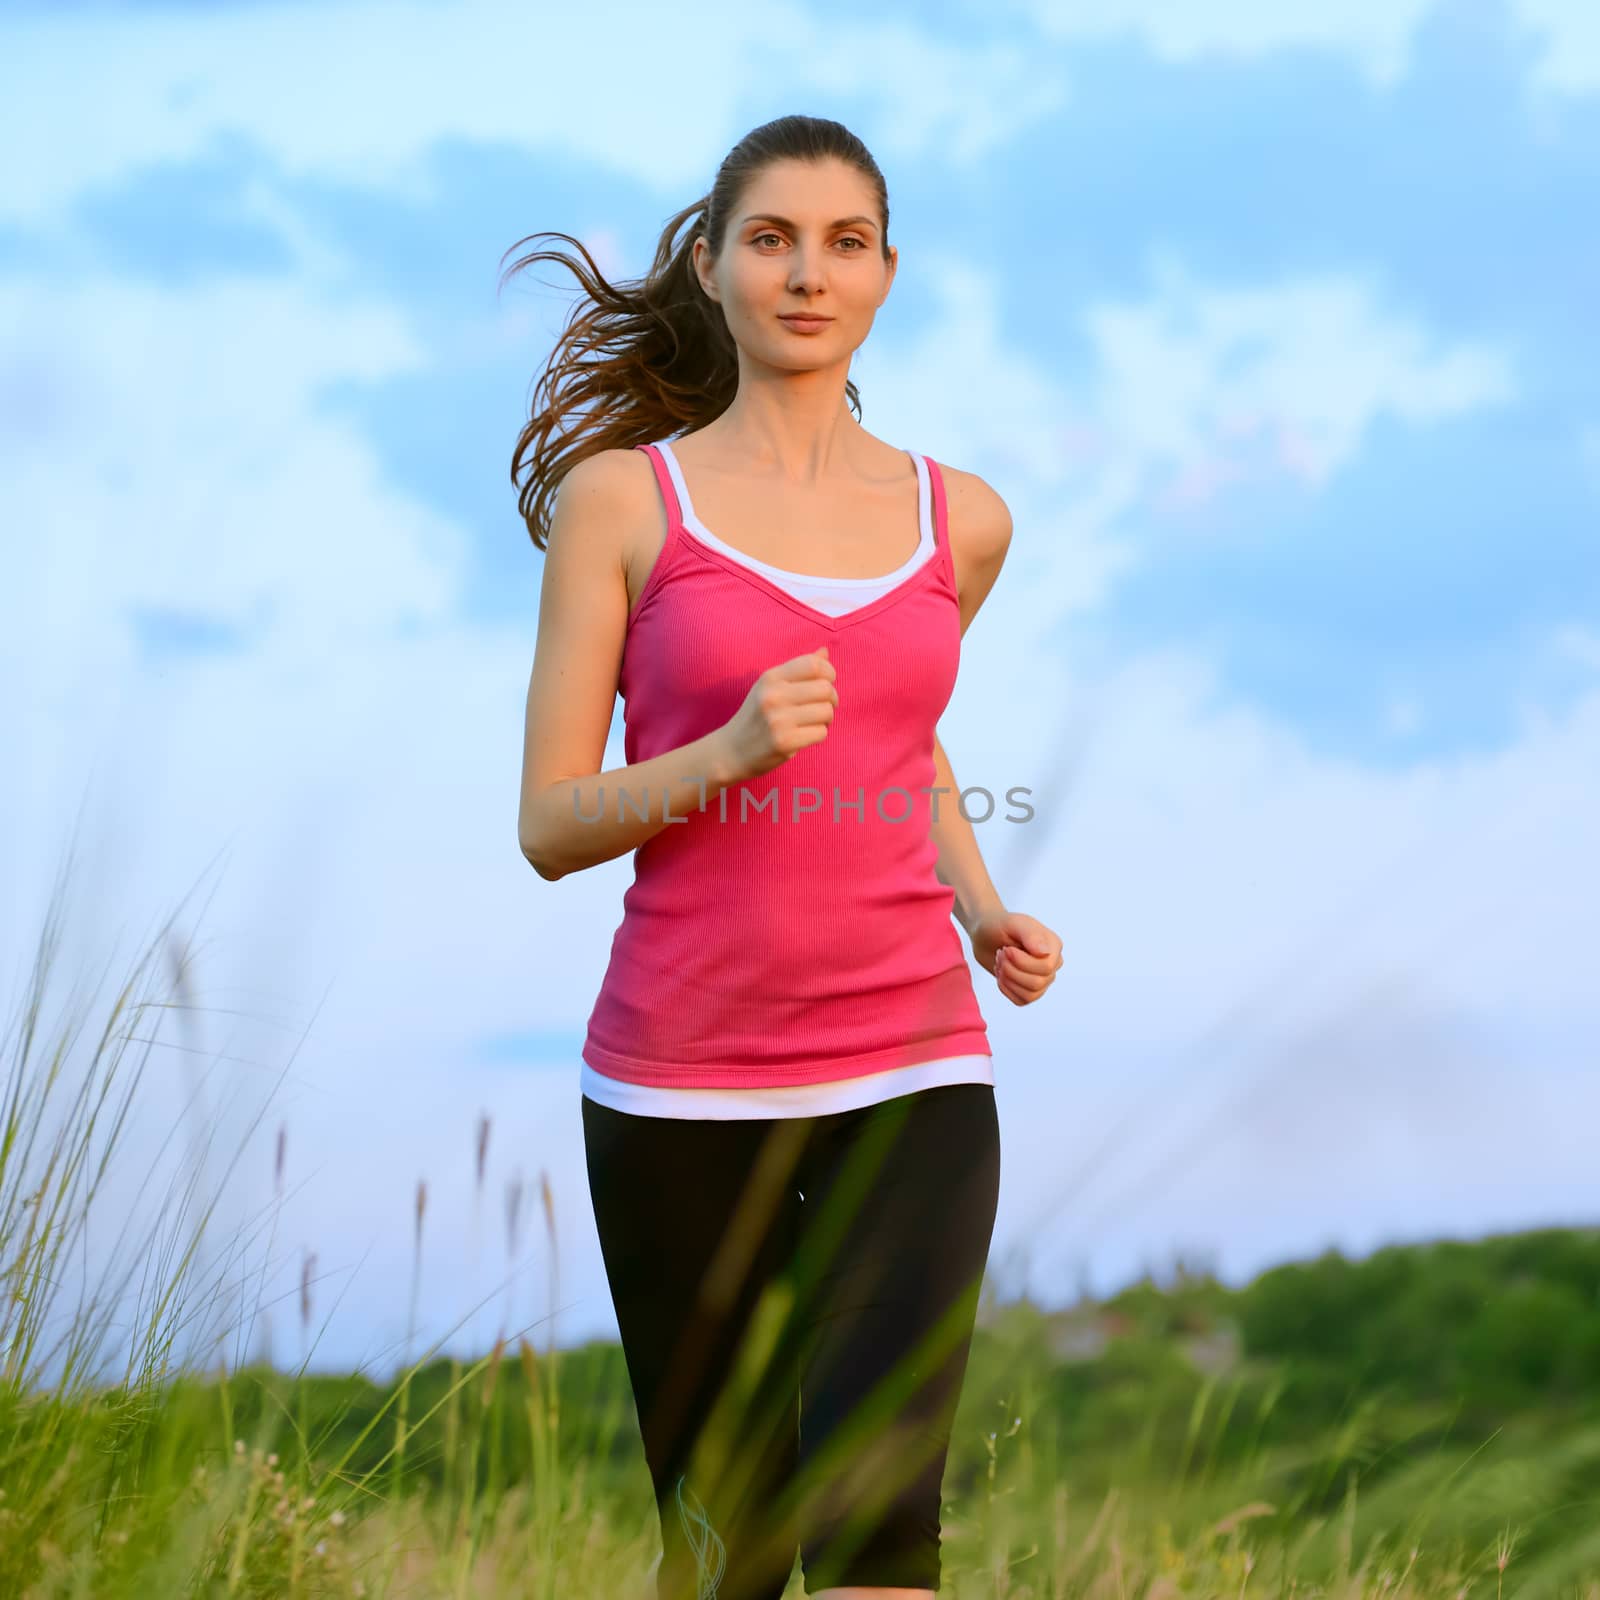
[511,113,1063,1600]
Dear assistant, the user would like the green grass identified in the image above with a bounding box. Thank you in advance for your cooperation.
[4,842,1599,1597]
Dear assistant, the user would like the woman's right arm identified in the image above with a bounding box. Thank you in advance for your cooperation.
[516,448,741,881]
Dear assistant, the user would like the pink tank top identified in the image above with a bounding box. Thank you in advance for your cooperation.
[580,440,992,1090]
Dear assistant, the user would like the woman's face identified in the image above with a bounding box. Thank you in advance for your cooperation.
[696,157,896,371]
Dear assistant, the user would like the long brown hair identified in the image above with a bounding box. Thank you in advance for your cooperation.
[501,114,892,551]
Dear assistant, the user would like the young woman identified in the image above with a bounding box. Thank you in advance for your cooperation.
[510,114,1063,1600]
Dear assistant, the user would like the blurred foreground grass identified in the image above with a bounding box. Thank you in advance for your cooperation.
[3,851,1598,1598]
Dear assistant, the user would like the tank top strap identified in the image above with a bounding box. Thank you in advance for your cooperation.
[634,441,685,534]
[624,442,687,622]
[922,454,951,555]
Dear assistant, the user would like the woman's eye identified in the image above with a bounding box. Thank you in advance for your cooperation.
[753,233,867,251]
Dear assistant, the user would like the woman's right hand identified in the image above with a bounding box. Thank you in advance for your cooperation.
[715,646,838,782]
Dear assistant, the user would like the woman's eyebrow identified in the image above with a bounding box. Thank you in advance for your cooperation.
[741,212,878,231]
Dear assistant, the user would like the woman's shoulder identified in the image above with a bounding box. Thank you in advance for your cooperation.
[560,441,659,493]
[551,445,668,601]
[925,459,1013,634]
[933,460,1012,564]
[557,443,665,533]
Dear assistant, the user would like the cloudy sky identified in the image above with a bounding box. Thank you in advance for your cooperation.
[2,0,1595,1379]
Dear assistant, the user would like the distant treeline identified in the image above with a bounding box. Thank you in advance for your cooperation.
[1103,1225,1600,1405]
[970,1224,1600,1498]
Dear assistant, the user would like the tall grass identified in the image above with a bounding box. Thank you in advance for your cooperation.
[2,835,1596,1596]
[0,838,627,1595]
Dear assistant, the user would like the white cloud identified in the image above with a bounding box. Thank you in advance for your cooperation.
[1513,0,1600,96]
[856,252,1517,689]
[3,0,1595,254]
[1549,622,1600,673]
[1382,690,1425,738]
[984,641,1600,1302]
[0,276,462,659]
[0,0,1064,228]
[992,0,1439,86]
[1083,255,1518,496]
[983,0,1600,99]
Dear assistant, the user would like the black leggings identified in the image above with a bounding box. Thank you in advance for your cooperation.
[581,1081,1001,1599]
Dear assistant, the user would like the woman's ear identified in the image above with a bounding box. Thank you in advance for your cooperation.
[692,236,719,304]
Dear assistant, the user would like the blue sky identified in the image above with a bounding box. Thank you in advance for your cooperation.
[1,0,1596,1377]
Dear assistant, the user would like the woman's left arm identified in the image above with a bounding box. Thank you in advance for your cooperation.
[931,730,1005,939]
[933,466,1065,1008]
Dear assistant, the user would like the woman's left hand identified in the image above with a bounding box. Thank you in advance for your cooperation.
[968,909,1064,1006]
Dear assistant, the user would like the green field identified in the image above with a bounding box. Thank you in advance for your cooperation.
[4,869,1598,1597]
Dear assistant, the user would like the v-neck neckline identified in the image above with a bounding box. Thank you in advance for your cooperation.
[652,439,946,633]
